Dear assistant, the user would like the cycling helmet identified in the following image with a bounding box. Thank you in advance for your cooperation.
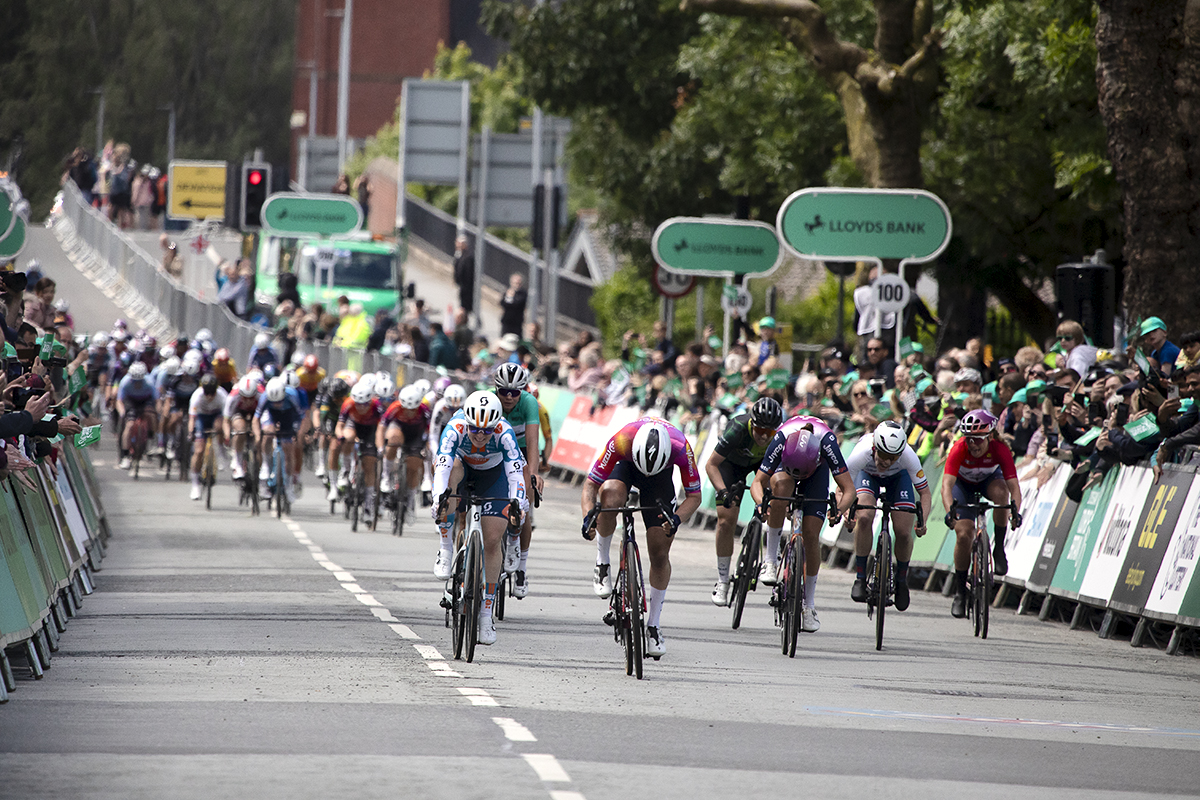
[413,378,431,397]
[246,368,264,387]
[237,376,259,398]
[265,376,287,403]
[127,338,145,355]
[284,368,300,389]
[111,330,129,343]
[632,422,673,476]
[444,384,466,407]
[374,377,396,401]
[389,384,416,409]
[196,328,213,343]
[750,397,784,430]
[494,362,529,391]
[213,348,231,363]
[433,376,452,395]
[161,356,181,376]
[302,354,319,372]
[262,363,278,380]
[780,425,823,479]
[960,409,997,437]
[181,358,201,377]
[464,391,504,429]
[350,381,374,405]
[329,377,349,397]
[128,361,148,380]
[873,420,907,455]
[158,345,175,360]
[113,318,127,332]
[91,332,110,348]
[254,332,270,349]
[200,374,218,395]
[54,298,70,313]
[359,373,377,393]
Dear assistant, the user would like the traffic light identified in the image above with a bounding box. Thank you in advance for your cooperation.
[240,162,271,230]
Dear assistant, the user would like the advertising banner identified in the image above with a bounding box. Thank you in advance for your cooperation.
[909,455,949,565]
[1051,467,1119,596]
[1078,467,1154,604]
[1025,492,1079,593]
[1144,476,1200,620]
[1109,468,1195,613]
[548,395,639,475]
[1008,465,1071,582]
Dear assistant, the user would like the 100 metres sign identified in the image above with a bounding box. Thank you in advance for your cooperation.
[776,188,951,263]
[651,217,783,277]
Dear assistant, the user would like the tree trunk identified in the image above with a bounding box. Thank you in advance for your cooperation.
[1095,0,1200,335]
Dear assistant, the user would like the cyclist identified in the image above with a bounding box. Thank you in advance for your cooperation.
[253,376,303,505]
[224,375,261,480]
[247,333,279,373]
[527,383,554,468]
[380,384,430,523]
[941,409,1024,618]
[493,363,541,598]
[704,397,784,606]
[295,353,325,446]
[750,415,855,633]
[429,384,466,448]
[581,418,702,658]
[115,361,158,470]
[211,348,238,393]
[432,391,528,647]
[187,374,228,500]
[161,354,202,462]
[328,380,384,525]
[313,373,352,479]
[847,420,933,612]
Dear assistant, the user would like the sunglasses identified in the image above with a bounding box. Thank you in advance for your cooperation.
[867,346,885,352]
[1057,335,1075,342]
[496,388,521,398]
[853,391,870,398]
[468,425,493,435]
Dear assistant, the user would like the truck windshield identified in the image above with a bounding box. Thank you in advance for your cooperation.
[297,247,395,290]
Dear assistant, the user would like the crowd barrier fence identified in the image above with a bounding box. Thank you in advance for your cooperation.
[1,445,110,701]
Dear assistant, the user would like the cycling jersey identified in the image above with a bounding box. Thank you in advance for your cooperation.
[188,387,228,418]
[212,359,238,387]
[758,415,847,478]
[296,365,325,394]
[224,390,260,419]
[428,398,457,446]
[383,399,432,440]
[255,393,302,434]
[116,375,157,407]
[339,397,385,427]
[843,437,928,491]
[432,411,528,514]
[588,418,702,495]
[944,437,1017,485]
[537,400,551,442]
[713,412,770,469]
[164,374,201,410]
[247,345,279,372]
[501,391,540,450]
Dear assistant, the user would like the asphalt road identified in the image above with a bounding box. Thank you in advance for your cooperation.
[2,234,1199,799]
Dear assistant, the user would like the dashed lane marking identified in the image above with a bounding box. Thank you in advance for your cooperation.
[371,608,400,623]
[332,571,355,582]
[522,754,571,783]
[492,717,536,741]
[457,688,499,707]
[413,644,443,660]
[389,623,419,639]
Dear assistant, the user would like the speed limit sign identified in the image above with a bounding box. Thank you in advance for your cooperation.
[871,273,910,313]
[652,263,696,298]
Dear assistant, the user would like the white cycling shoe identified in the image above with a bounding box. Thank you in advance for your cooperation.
[801,607,821,633]
[477,614,497,646]
[189,484,201,501]
[593,564,613,598]
[433,549,454,581]
[512,571,528,599]
[759,561,779,586]
[326,485,339,502]
[645,626,666,657]
[711,581,730,606]
[503,535,520,573]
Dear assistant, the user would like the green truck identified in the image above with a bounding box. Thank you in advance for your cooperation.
[254,232,404,317]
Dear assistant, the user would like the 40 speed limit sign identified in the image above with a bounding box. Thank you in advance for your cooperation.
[871,273,910,313]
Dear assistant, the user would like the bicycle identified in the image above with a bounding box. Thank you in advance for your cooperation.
[162,421,190,483]
[585,492,671,680]
[126,413,150,480]
[720,482,761,630]
[388,456,409,537]
[763,488,839,658]
[495,483,540,621]
[264,435,291,519]
[853,488,924,651]
[234,433,260,516]
[438,490,520,663]
[949,500,1019,639]
[347,442,378,532]
[198,430,218,510]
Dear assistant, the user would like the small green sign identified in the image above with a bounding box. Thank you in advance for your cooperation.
[0,216,27,259]
[0,195,13,241]
[75,425,102,448]
[776,188,951,263]
[651,217,783,277]
[260,193,363,237]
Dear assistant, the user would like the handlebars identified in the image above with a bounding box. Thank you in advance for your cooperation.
[948,500,1022,529]
[584,497,677,539]
[754,486,843,525]
[436,491,523,531]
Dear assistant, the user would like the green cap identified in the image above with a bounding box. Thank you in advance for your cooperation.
[915,377,935,394]
[1026,379,1047,394]
[3,342,15,358]
[1139,316,1167,336]
[1008,388,1029,405]
[758,316,776,329]
[981,380,998,399]
[708,335,723,350]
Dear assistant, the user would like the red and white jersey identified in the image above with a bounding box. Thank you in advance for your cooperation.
[944,437,1018,484]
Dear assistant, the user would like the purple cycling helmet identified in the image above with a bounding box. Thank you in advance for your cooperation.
[959,409,997,437]
[433,376,452,395]
[780,426,823,479]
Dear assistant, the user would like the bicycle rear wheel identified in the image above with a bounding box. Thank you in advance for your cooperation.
[495,571,507,621]
[274,449,285,519]
[465,533,483,663]
[392,460,407,537]
[875,525,891,651]
[625,536,644,679]
[973,530,991,638]
[203,440,215,510]
[731,520,761,630]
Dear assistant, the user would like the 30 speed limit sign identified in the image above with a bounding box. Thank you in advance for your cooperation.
[871,273,910,313]
[652,263,696,298]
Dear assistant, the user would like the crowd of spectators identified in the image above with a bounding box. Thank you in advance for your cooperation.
[63,141,167,231]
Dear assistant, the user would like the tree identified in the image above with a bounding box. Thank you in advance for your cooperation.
[1094,0,1200,337]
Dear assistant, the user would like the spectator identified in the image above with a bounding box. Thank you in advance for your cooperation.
[333,303,372,349]
[755,317,779,366]
[354,174,371,223]
[108,143,135,229]
[23,278,57,332]
[453,235,474,315]
[1175,331,1200,372]
[496,333,521,365]
[1154,366,1200,476]
[160,235,184,279]
[1054,320,1098,381]
[218,259,255,318]
[650,320,679,366]
[427,322,459,370]
[452,307,475,368]
[277,272,302,309]
[404,298,431,338]
[408,325,430,363]
[1138,316,1181,377]
[865,336,899,388]
[132,165,156,230]
[332,174,351,194]
[366,308,396,352]
[63,147,98,205]
[500,272,527,337]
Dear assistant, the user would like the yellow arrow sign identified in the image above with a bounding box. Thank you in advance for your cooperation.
[168,160,227,220]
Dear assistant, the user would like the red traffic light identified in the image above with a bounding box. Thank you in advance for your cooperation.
[248,170,264,186]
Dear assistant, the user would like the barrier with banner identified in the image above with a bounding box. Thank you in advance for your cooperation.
[1,446,110,700]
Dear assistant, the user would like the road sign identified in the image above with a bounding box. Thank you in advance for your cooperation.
[776,188,951,263]
[0,193,14,242]
[314,244,338,271]
[871,273,910,313]
[168,160,228,220]
[652,217,783,277]
[0,216,26,259]
[720,284,752,315]
[652,263,696,298]
[260,192,363,237]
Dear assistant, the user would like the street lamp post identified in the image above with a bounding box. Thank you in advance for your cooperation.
[91,88,105,156]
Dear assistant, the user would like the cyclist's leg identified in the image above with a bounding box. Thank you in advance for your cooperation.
[765,471,795,568]
[405,451,423,510]
[188,415,207,492]
[229,415,248,476]
[595,476,629,570]
[797,466,831,611]
[435,459,466,558]
[950,478,983,611]
[852,470,880,574]
[985,476,1011,570]
[713,461,747,587]
[381,424,401,490]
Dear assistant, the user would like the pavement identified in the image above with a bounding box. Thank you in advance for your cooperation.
[2,237,1199,799]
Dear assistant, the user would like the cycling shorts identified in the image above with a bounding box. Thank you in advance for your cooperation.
[950,468,1002,522]
[769,463,831,521]
[450,464,514,520]
[607,460,677,530]
[192,413,220,439]
[348,421,377,445]
[854,469,917,512]
[717,459,757,507]
[390,422,428,457]
[260,407,298,441]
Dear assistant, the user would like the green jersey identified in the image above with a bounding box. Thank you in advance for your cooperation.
[502,391,540,450]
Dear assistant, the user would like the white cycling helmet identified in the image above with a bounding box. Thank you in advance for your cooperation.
[413,378,431,397]
[158,345,174,360]
[359,372,378,393]
[350,381,374,405]
[254,332,270,348]
[54,298,70,313]
[265,376,286,403]
[398,384,422,409]
[632,422,673,476]
[181,358,200,376]
[196,328,213,343]
[494,362,529,391]
[127,361,148,380]
[375,376,396,401]
[246,368,264,387]
[237,376,259,398]
[872,420,907,456]
[284,368,300,389]
[463,391,503,430]
[444,385,466,408]
[91,332,110,348]
[161,356,181,377]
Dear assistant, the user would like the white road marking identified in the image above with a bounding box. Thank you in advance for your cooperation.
[413,644,443,660]
[491,717,536,742]
[522,754,571,783]
[340,582,367,593]
[426,662,463,678]
[549,792,587,800]
[306,545,323,552]
[388,622,419,639]
[333,571,355,582]
[371,608,400,622]
[317,560,341,571]
[457,688,498,706]
[354,594,382,607]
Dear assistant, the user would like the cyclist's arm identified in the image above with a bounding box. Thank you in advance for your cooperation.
[581,476,601,517]
[524,422,539,482]
[1005,478,1022,515]
[499,427,529,514]
[431,420,465,502]
[704,449,727,491]
[941,439,966,511]
[916,483,933,528]
[941,474,957,515]
[822,431,855,514]
[677,486,702,524]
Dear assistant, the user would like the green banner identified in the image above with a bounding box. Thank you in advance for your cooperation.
[910,456,950,565]
[1051,467,1119,595]
[1123,414,1160,442]
[75,425,102,448]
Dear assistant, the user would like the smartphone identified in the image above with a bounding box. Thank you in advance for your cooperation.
[1072,393,1086,407]
[868,378,887,399]
[1115,403,1131,427]
[1044,385,1069,407]
[1089,402,1106,423]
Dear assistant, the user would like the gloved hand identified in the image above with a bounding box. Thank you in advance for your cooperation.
[1012,509,1024,529]
[581,509,596,540]
[715,488,729,508]
[944,511,955,529]
[666,513,682,535]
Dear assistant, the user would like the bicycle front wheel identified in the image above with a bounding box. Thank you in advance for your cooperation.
[451,551,467,660]
[973,530,991,638]
[465,533,483,663]
[393,460,407,537]
[625,537,644,679]
[731,520,761,630]
[875,527,891,652]
[784,542,802,658]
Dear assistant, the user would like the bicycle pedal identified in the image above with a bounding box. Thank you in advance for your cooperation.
[602,610,616,627]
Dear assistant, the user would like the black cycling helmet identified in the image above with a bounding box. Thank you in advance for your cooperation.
[330,377,350,397]
[750,396,783,430]
[200,374,218,395]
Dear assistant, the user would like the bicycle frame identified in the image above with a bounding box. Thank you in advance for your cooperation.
[950,500,1013,640]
